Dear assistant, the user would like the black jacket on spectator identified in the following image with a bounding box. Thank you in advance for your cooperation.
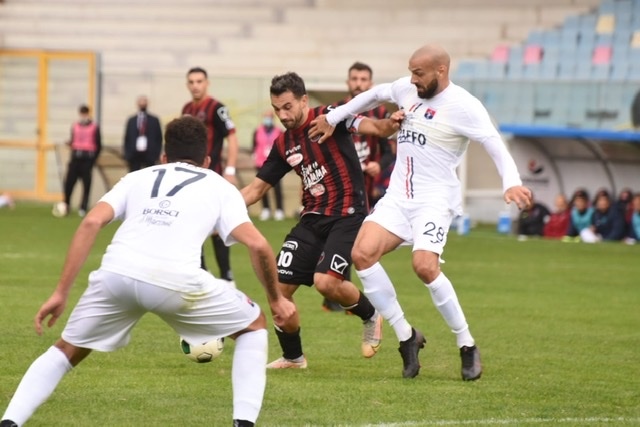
[592,206,626,241]
[518,202,550,236]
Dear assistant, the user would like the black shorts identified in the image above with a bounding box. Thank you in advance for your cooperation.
[276,213,365,286]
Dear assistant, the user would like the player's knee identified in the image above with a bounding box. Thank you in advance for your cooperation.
[313,272,340,297]
[351,244,377,270]
[54,338,91,366]
[412,258,440,284]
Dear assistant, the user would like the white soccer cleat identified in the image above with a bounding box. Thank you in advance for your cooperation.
[259,208,271,221]
[274,209,285,221]
[362,311,383,358]
[266,356,307,369]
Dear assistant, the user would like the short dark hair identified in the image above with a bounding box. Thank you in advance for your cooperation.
[79,104,90,114]
[164,115,207,164]
[187,67,208,79]
[270,72,306,99]
[348,61,373,78]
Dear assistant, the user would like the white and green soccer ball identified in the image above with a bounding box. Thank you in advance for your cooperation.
[52,202,67,218]
[179,337,224,363]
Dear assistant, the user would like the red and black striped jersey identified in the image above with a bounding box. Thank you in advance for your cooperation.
[182,96,236,174]
[257,106,367,217]
[336,99,395,208]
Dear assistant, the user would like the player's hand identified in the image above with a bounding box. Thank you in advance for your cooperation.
[504,185,532,210]
[34,291,68,335]
[363,161,381,177]
[309,114,336,144]
[389,109,405,125]
[269,297,297,329]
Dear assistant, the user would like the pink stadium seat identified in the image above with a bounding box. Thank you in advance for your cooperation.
[592,45,612,64]
[491,44,510,63]
[523,44,543,64]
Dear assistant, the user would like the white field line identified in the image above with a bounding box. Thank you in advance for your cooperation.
[360,417,640,426]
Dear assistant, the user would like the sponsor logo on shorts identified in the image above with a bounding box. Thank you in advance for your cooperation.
[330,254,349,275]
[286,153,303,166]
[278,269,294,276]
[282,240,298,251]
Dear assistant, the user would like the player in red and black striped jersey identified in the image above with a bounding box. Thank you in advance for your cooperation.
[183,67,238,285]
[322,62,398,313]
[241,72,402,369]
[339,62,396,209]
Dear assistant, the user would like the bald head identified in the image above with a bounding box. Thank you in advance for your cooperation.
[408,44,451,99]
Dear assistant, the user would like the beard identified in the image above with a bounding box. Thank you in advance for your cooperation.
[280,111,304,130]
[416,78,438,99]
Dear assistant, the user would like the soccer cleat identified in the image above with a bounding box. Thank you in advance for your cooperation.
[361,311,383,358]
[274,209,285,221]
[321,298,344,312]
[266,356,307,369]
[259,208,271,221]
[460,345,482,381]
[398,329,426,378]
[0,420,18,427]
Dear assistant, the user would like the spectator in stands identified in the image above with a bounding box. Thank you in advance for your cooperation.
[564,192,594,242]
[252,110,284,221]
[615,187,634,235]
[182,67,238,287]
[543,194,570,239]
[569,188,589,207]
[0,192,14,209]
[624,193,640,244]
[591,188,610,207]
[517,193,550,238]
[322,61,397,313]
[581,192,626,243]
[122,95,163,172]
[57,105,101,218]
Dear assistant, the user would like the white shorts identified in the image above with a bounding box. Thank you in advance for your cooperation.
[365,196,454,255]
[62,269,261,352]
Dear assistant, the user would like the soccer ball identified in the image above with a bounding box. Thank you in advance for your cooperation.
[52,202,67,217]
[179,337,224,363]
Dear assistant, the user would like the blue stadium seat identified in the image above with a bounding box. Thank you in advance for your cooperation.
[610,61,630,81]
[590,64,611,80]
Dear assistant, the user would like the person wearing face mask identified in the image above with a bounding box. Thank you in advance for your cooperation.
[123,95,163,172]
[56,104,102,218]
[252,110,285,221]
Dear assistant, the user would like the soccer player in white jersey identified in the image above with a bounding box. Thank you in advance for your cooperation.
[309,44,532,380]
[0,116,296,427]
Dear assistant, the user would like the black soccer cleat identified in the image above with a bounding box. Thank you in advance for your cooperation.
[398,328,426,378]
[460,345,482,381]
[0,420,18,427]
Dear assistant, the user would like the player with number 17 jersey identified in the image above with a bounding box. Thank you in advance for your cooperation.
[99,162,248,290]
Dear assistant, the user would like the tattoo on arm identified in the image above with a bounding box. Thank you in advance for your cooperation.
[259,253,279,301]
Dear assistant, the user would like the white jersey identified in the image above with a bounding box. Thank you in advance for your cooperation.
[98,162,250,291]
[327,77,522,215]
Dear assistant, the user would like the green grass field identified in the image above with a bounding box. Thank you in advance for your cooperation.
[1,204,639,426]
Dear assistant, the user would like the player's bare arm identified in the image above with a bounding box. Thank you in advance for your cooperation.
[224,132,239,186]
[357,110,404,138]
[240,177,273,207]
[34,202,115,335]
[229,222,297,326]
[504,185,533,210]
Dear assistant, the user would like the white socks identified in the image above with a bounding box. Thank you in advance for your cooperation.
[426,272,474,348]
[2,346,73,425]
[232,329,268,424]
[358,263,413,342]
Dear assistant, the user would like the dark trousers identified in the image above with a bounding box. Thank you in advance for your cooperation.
[64,155,95,211]
[127,152,155,172]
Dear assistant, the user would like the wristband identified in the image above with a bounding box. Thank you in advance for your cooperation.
[224,166,236,176]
